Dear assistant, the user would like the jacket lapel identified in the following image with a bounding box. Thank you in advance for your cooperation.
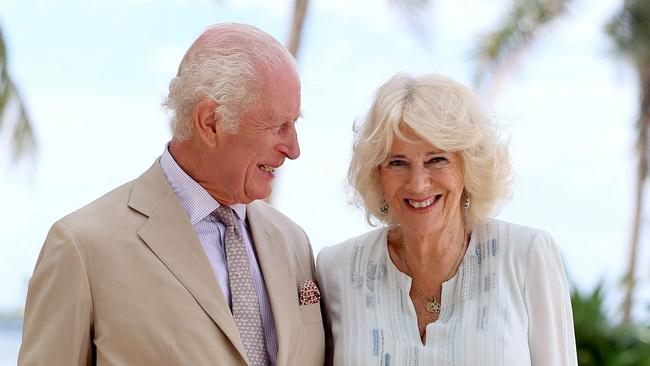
[128,162,248,362]
[247,202,300,366]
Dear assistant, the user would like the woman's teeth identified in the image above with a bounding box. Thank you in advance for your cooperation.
[407,198,435,208]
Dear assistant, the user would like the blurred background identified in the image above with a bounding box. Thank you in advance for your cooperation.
[1,0,649,364]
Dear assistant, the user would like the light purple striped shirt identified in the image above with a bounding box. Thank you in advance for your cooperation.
[159,146,278,365]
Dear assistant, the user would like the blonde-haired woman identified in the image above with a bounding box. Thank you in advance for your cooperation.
[316,74,577,365]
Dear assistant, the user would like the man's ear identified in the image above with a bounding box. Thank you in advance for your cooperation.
[193,99,219,146]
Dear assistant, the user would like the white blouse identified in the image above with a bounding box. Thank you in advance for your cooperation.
[316,219,577,366]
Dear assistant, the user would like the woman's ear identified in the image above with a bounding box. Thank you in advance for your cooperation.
[192,99,219,146]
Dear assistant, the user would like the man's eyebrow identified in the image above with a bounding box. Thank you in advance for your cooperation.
[278,111,302,124]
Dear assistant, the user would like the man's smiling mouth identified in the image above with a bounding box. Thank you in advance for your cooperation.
[258,164,277,174]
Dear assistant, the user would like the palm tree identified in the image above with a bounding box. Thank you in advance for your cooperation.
[606,0,650,322]
[474,0,649,322]
[0,24,36,162]
[285,0,433,60]
[286,0,309,59]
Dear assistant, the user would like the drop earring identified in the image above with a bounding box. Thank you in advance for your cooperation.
[380,201,389,214]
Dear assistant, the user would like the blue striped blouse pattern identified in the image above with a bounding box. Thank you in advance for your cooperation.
[332,228,503,365]
[318,221,577,365]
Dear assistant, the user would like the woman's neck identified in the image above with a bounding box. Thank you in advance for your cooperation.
[391,216,468,282]
[401,218,465,263]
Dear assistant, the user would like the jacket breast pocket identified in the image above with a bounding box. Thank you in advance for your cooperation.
[299,302,322,323]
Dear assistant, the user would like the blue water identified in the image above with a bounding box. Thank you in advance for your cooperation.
[0,329,20,366]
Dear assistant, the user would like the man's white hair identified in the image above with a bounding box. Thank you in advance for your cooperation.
[163,23,295,140]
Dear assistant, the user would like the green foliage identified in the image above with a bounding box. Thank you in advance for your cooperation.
[572,286,650,365]
[606,0,650,68]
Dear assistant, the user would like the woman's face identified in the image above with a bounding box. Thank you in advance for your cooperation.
[379,134,465,238]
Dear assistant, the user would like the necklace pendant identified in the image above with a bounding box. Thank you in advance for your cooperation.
[426,301,441,314]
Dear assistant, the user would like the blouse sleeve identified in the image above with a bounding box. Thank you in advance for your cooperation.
[523,230,578,366]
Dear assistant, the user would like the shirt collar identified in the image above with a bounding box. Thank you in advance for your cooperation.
[159,143,247,225]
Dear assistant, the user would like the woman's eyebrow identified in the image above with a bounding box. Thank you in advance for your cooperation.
[386,153,407,159]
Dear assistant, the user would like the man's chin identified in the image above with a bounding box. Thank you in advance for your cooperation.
[245,187,273,203]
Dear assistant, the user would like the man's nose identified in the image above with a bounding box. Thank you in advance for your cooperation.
[280,124,300,160]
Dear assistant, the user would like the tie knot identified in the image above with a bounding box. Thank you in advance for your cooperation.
[214,206,237,228]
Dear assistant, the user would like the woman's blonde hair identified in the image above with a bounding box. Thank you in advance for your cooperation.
[348,73,511,230]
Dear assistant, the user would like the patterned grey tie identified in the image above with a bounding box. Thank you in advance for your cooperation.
[214,206,269,366]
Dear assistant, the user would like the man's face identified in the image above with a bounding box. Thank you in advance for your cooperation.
[209,63,301,205]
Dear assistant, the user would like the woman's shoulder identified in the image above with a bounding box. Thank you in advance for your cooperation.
[479,219,559,267]
[487,219,552,242]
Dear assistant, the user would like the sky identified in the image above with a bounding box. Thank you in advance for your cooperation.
[0,0,647,326]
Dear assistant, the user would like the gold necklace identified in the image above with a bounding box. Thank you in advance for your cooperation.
[400,238,467,314]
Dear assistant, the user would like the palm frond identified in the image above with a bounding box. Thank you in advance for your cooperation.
[0,24,37,162]
[0,24,8,134]
[388,0,433,42]
[6,82,35,160]
[473,0,570,94]
[606,0,650,68]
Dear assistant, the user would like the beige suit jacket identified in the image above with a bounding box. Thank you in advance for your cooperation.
[18,161,325,365]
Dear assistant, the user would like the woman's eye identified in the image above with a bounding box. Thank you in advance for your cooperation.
[387,160,406,167]
[427,157,447,165]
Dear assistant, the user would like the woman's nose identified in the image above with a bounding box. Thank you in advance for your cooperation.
[406,165,430,191]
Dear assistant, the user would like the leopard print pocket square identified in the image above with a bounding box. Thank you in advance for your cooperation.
[298,279,321,305]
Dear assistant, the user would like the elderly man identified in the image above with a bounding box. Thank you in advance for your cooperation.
[18,23,325,366]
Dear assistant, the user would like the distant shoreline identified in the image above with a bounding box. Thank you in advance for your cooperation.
[0,311,22,331]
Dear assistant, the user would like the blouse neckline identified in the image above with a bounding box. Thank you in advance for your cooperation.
[380,226,475,346]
